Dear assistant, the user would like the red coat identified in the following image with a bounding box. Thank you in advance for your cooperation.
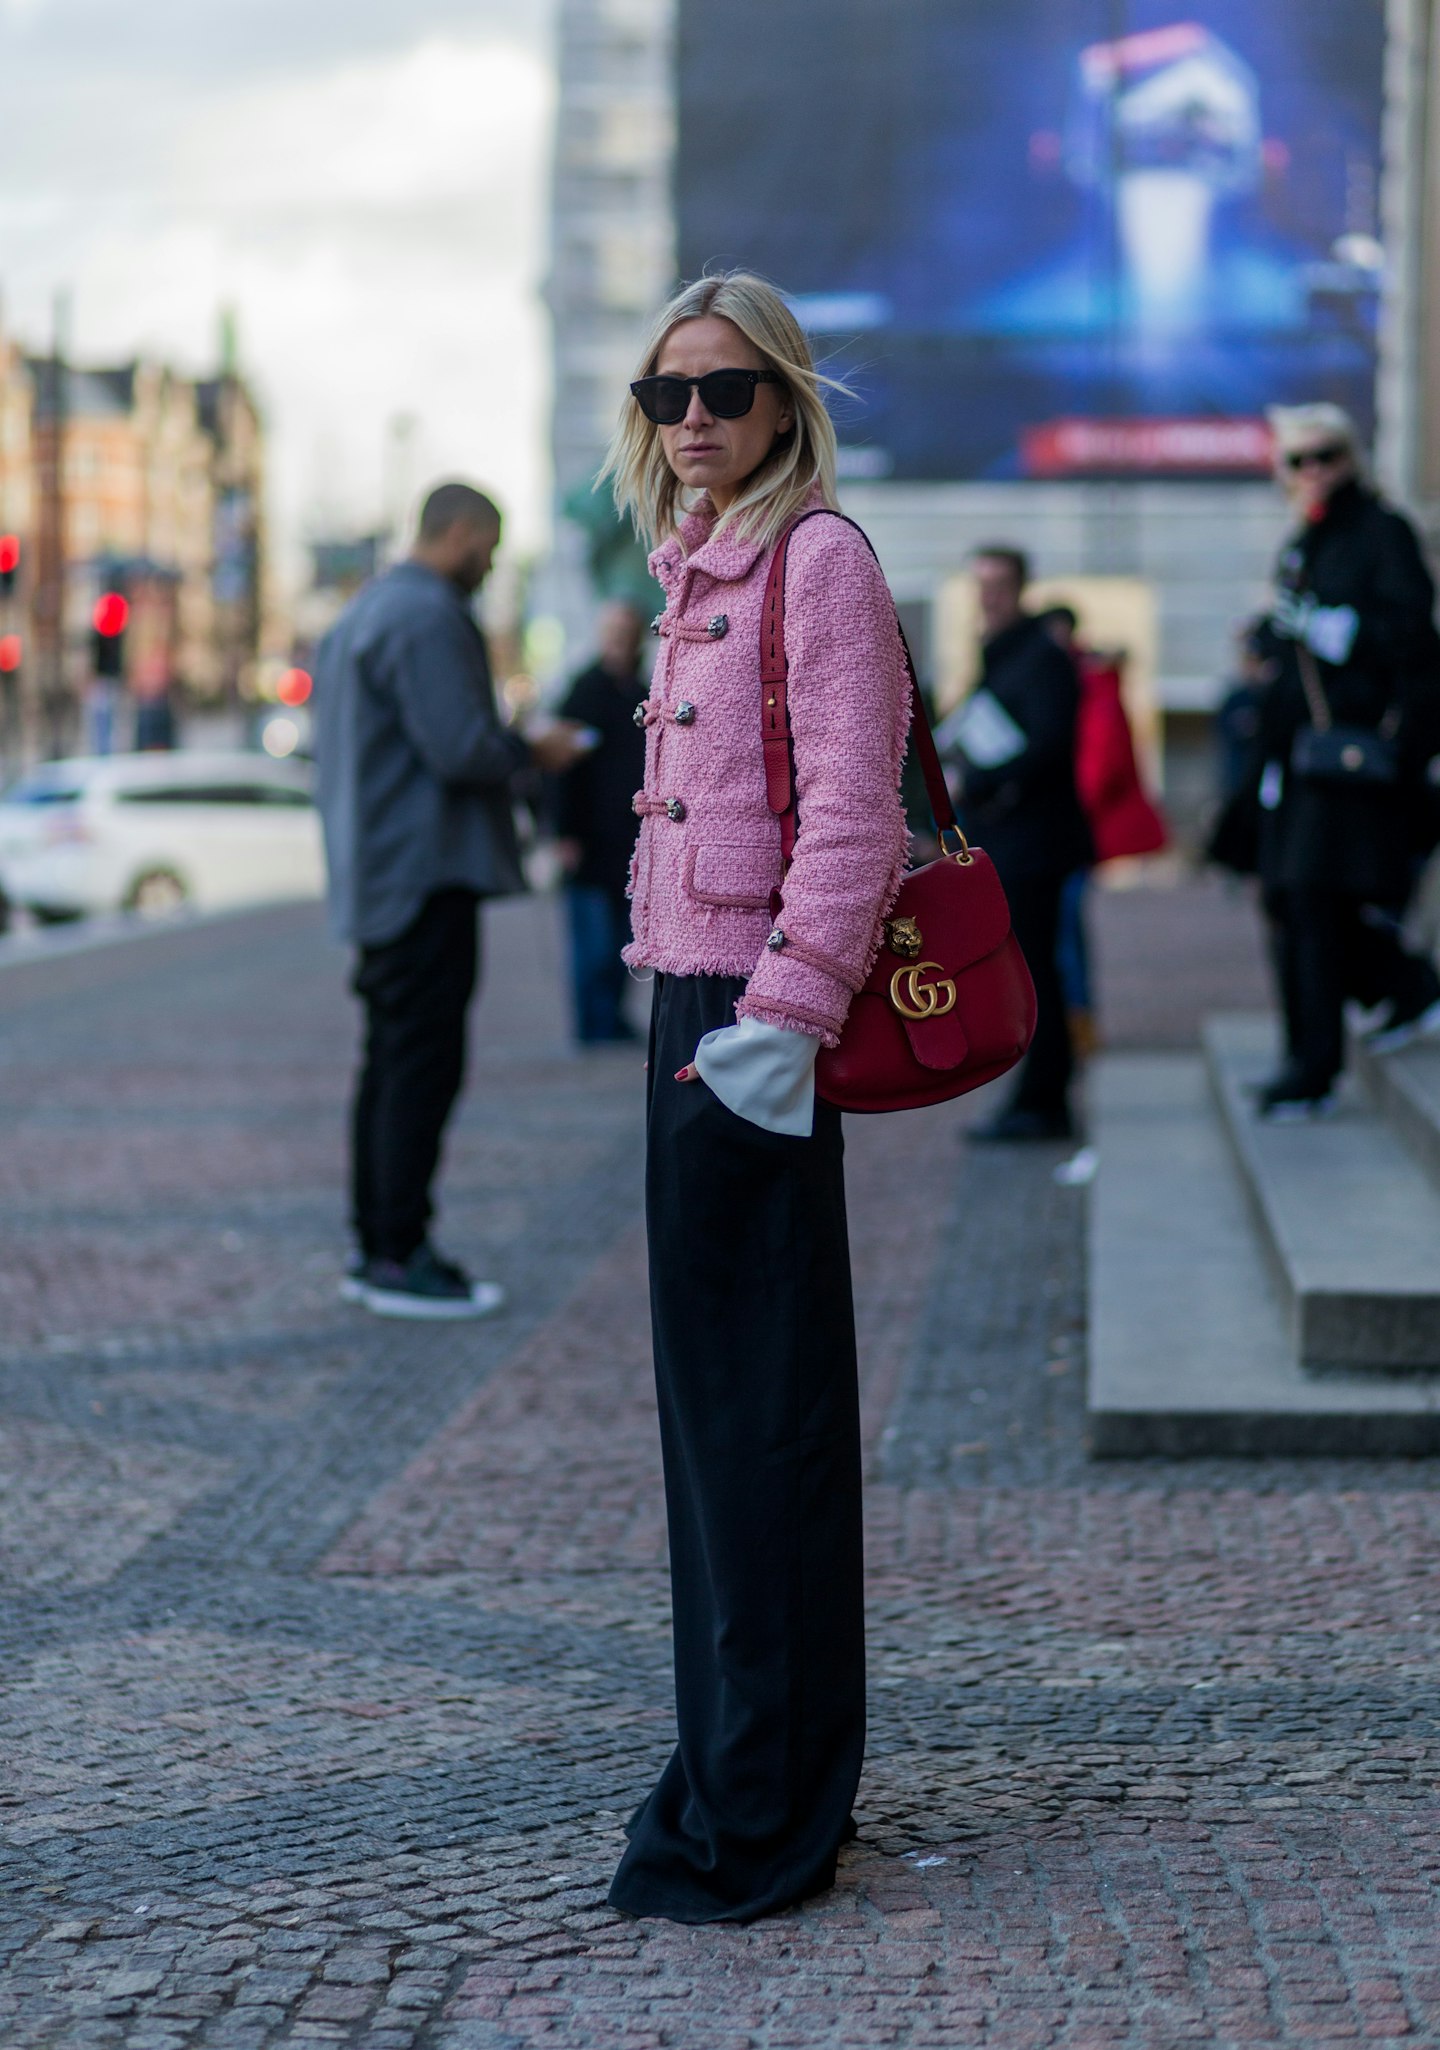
[1074,656,1168,864]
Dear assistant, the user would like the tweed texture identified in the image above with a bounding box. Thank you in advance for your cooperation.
[624,489,910,1047]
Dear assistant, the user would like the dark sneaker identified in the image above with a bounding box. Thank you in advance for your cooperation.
[1365,994,1440,1055]
[967,1107,1075,1143]
[1256,1078,1338,1123]
[361,1244,505,1321]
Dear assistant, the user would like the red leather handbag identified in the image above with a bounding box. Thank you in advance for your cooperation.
[761,512,1037,1114]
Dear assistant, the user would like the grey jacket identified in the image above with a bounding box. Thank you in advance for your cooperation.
[314,561,530,946]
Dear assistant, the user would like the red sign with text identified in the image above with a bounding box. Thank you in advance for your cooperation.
[1021,417,1275,477]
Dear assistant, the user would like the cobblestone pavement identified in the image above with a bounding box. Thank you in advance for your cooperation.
[2,875,1437,2050]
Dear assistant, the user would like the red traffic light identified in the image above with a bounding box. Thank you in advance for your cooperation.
[0,634,21,673]
[276,666,313,707]
[93,592,129,636]
[0,536,19,575]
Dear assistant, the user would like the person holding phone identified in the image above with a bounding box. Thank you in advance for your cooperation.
[315,482,586,1316]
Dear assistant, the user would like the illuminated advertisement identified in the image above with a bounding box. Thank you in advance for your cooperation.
[675,1,1386,479]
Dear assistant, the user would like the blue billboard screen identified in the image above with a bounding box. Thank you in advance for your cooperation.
[676,1,1386,479]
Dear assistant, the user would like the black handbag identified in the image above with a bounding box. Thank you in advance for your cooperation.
[1289,643,1399,788]
[1205,786,1261,875]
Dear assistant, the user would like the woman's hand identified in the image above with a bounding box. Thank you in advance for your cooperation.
[674,1062,699,1082]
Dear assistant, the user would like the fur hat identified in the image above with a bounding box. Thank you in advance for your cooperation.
[1266,402,1361,457]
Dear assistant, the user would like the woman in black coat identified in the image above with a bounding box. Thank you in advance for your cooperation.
[1252,405,1440,1117]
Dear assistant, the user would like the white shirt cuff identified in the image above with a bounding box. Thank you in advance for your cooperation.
[693,1017,818,1136]
[1305,603,1359,666]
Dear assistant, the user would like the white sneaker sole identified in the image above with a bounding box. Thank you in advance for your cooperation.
[1261,1095,1338,1124]
[361,1281,505,1321]
[338,1273,366,1304]
[1366,998,1440,1055]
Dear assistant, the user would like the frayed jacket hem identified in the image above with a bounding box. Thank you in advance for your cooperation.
[735,993,846,1049]
[623,940,757,982]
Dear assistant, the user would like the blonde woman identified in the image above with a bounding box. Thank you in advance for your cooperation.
[601,273,911,1922]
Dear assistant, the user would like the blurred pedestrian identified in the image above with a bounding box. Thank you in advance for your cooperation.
[1205,621,1278,880]
[315,481,584,1316]
[1247,405,1440,1119]
[956,550,1092,1141]
[601,271,909,1923]
[554,600,648,1043]
[1038,604,1168,1057]
[1216,621,1273,804]
[133,688,177,752]
[85,674,121,756]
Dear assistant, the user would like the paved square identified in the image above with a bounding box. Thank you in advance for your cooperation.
[1,882,1436,2048]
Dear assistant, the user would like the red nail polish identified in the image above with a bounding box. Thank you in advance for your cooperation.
[674,1067,689,1081]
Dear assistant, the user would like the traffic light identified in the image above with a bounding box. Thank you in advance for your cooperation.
[0,535,18,600]
[276,666,312,707]
[92,591,129,679]
[0,634,20,674]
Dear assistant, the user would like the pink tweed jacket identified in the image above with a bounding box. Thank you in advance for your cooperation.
[624,488,911,1047]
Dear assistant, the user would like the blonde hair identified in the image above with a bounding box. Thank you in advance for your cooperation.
[600,271,847,552]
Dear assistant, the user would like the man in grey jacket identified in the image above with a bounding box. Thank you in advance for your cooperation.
[316,481,581,1318]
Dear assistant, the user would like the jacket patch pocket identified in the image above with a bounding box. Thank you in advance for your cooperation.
[683,841,781,911]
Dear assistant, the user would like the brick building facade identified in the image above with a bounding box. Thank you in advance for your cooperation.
[0,313,265,764]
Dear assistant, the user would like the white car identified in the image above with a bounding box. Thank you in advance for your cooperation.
[0,751,325,921]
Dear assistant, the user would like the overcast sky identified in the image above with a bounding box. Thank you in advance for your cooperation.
[0,0,557,583]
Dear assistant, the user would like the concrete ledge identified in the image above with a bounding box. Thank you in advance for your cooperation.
[1204,1014,1440,1372]
[1087,1052,1440,1456]
[1352,1032,1440,1190]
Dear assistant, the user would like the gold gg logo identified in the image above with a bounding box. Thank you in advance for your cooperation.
[888,961,957,1021]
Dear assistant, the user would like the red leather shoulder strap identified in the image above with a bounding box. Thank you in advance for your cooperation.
[759,509,958,873]
[760,526,798,854]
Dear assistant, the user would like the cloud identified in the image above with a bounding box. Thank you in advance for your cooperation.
[0,0,549,85]
[0,7,556,592]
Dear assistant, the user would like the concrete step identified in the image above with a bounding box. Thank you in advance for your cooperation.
[1352,1031,1440,1190]
[1204,1014,1440,1372]
[1087,1051,1440,1455]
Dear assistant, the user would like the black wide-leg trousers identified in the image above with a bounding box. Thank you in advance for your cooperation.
[608,973,866,1924]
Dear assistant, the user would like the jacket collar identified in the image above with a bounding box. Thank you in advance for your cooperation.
[982,612,1045,668]
[1291,476,1369,559]
[649,483,826,591]
[1312,476,1366,529]
[389,558,469,607]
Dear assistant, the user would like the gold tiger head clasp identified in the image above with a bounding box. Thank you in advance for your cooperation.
[884,915,923,961]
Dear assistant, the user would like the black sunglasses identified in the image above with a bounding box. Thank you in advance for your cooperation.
[1285,442,1348,471]
[629,368,781,425]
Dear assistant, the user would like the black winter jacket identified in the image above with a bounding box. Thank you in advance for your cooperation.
[554,661,648,894]
[957,615,1093,882]
[1254,482,1440,901]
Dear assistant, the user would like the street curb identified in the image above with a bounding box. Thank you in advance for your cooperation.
[0,896,325,975]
